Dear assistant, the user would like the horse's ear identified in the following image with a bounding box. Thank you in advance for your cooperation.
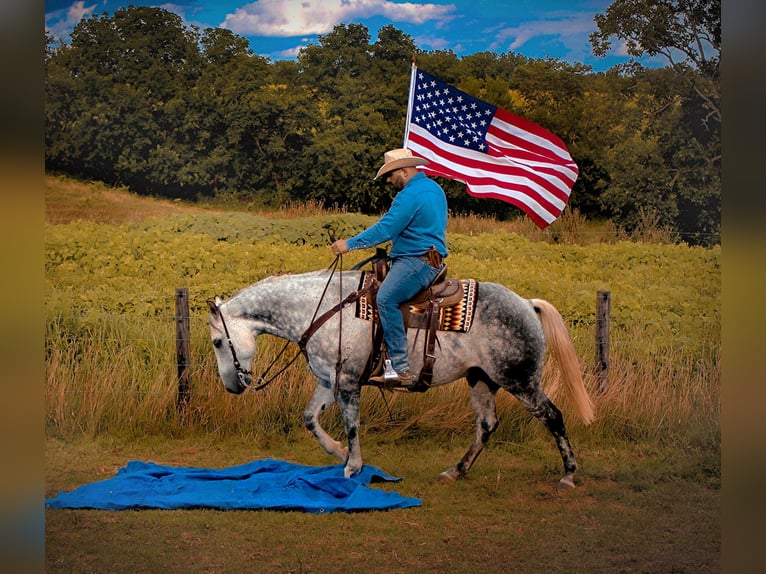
[207,298,220,316]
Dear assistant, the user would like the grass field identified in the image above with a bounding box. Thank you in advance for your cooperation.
[46,434,719,573]
[44,175,720,573]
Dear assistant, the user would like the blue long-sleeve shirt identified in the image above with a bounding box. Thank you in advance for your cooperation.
[346,172,448,259]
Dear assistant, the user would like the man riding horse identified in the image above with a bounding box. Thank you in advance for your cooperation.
[331,148,449,390]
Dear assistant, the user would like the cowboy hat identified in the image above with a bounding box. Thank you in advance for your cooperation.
[374,148,429,180]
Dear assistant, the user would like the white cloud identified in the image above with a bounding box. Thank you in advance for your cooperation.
[222,0,455,37]
[614,40,632,57]
[491,12,595,54]
[157,3,190,17]
[46,1,97,41]
[413,32,453,52]
[279,44,308,58]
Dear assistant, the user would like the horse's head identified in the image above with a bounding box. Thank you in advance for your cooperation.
[207,296,256,395]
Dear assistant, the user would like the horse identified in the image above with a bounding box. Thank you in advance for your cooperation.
[207,267,595,488]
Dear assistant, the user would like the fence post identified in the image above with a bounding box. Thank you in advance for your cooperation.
[595,290,611,393]
[175,287,191,413]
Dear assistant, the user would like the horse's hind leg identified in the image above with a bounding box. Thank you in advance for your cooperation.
[303,382,348,462]
[440,372,499,482]
[514,389,578,489]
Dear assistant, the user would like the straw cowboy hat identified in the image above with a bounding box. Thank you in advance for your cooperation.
[374,148,429,180]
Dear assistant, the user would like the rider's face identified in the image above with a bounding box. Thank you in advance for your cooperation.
[386,169,406,191]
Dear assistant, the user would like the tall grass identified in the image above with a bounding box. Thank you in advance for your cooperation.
[447,207,674,246]
[46,316,179,436]
[46,310,719,458]
[45,176,719,457]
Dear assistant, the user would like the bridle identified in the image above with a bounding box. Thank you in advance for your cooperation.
[209,298,302,391]
[209,240,372,392]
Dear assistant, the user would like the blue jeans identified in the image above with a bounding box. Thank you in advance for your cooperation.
[377,256,441,373]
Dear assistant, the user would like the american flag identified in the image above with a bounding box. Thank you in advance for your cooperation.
[404,66,578,228]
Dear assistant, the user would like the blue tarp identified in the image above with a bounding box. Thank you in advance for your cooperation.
[45,458,421,513]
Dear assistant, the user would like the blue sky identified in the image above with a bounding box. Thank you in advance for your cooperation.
[45,0,663,72]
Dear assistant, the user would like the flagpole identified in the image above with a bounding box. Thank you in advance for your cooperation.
[403,60,418,147]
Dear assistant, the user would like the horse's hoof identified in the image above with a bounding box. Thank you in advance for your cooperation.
[438,469,459,483]
[557,475,576,489]
[344,463,362,479]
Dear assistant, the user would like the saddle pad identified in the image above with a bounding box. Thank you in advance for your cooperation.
[355,272,478,333]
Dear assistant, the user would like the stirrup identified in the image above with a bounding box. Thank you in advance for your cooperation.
[382,359,397,382]
[368,360,400,385]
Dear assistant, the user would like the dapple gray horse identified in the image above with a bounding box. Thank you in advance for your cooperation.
[207,269,594,488]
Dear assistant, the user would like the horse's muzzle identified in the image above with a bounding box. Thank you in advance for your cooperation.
[224,373,248,394]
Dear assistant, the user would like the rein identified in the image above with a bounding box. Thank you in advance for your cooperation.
[212,249,370,392]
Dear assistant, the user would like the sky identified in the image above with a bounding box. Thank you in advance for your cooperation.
[44,0,664,73]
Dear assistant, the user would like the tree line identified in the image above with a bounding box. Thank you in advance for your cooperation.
[45,3,720,245]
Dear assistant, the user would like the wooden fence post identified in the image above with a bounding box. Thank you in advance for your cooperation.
[595,290,611,393]
[175,287,191,413]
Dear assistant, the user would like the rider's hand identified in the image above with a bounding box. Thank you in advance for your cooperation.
[331,239,349,255]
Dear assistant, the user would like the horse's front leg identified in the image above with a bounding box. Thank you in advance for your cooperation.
[335,383,363,478]
[303,382,348,462]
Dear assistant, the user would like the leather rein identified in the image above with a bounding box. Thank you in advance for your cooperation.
[211,252,371,392]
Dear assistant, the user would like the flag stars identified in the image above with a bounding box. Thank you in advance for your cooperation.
[411,71,496,152]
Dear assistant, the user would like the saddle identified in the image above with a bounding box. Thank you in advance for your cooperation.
[358,249,477,392]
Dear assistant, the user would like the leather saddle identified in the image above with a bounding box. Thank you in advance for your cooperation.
[362,250,465,392]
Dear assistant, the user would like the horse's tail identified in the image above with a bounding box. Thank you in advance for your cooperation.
[531,299,595,425]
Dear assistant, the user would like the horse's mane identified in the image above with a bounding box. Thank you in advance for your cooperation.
[252,269,333,287]
[225,268,354,304]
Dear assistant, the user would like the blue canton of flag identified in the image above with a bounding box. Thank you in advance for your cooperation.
[410,77,497,153]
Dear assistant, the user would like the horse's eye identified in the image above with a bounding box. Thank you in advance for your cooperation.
[213,338,223,349]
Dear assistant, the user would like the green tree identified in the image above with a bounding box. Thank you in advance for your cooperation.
[298,23,373,96]
[297,24,394,211]
[590,0,720,127]
[590,0,720,243]
[46,6,203,193]
[590,0,721,243]
[46,32,80,174]
[200,27,253,65]
[45,11,720,243]
[183,27,275,197]
[597,66,719,243]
